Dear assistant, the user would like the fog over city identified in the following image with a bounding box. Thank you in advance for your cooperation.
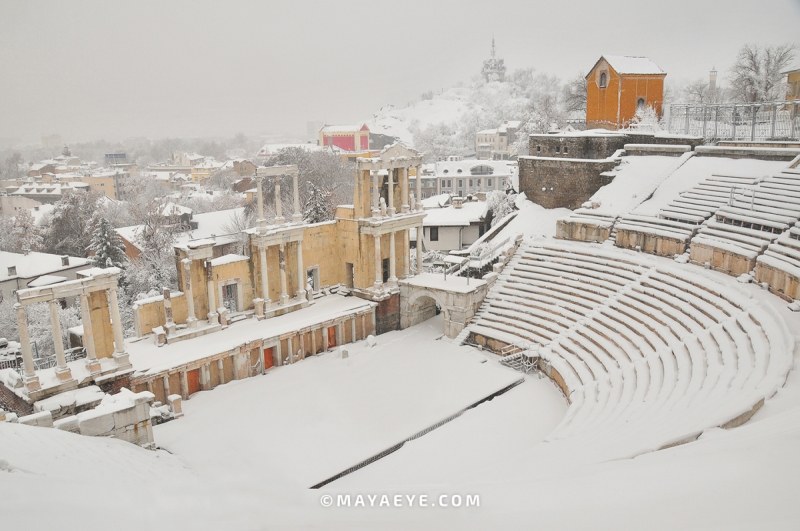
[1,0,798,144]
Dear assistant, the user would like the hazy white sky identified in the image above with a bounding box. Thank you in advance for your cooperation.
[1,0,798,144]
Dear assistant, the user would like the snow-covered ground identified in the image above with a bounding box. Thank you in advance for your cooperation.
[3,254,800,529]
[154,315,523,488]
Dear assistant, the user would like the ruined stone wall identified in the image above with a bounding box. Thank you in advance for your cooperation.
[518,157,617,209]
[528,134,627,159]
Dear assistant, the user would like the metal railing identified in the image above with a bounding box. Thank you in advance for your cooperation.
[667,101,800,141]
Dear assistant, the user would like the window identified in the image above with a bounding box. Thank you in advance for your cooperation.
[468,179,473,187]
[382,258,390,283]
[599,72,607,88]
[487,178,493,187]
[7,266,16,276]
[536,145,541,153]
[429,227,439,241]
[564,146,569,154]
[555,146,560,153]
[470,165,494,175]
[637,97,646,110]
[458,179,464,188]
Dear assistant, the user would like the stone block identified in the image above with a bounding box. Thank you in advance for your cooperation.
[54,415,79,433]
[167,394,183,418]
[77,410,115,436]
[18,410,53,428]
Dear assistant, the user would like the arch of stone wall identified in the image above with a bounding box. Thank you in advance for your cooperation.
[400,287,449,331]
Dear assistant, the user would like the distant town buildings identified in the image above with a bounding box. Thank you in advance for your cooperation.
[585,55,666,129]
[414,159,515,199]
[475,121,522,160]
[0,250,92,303]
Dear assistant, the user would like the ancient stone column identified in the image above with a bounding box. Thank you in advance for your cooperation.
[182,259,197,327]
[255,174,267,231]
[296,240,306,298]
[415,165,422,211]
[401,166,409,213]
[279,243,289,305]
[206,260,219,324]
[259,245,270,304]
[387,167,395,216]
[389,231,398,283]
[274,175,284,224]
[372,171,380,218]
[374,233,383,289]
[48,300,73,381]
[107,286,131,369]
[79,293,101,374]
[15,303,40,391]
[292,169,302,223]
[416,222,423,273]
[403,229,410,278]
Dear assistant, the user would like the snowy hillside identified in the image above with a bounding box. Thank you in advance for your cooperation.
[366,87,474,145]
[365,72,557,155]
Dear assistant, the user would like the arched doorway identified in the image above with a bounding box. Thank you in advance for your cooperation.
[401,290,448,332]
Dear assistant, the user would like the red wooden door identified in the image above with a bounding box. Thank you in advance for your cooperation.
[327,326,337,348]
[187,369,201,396]
[263,347,274,370]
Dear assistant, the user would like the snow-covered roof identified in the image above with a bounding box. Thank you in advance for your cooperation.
[26,274,68,287]
[422,201,488,227]
[422,193,451,209]
[160,202,193,217]
[595,55,665,76]
[432,159,515,178]
[0,251,92,282]
[116,207,246,251]
[320,124,368,134]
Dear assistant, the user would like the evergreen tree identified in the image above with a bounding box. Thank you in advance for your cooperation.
[42,191,101,257]
[88,214,127,268]
[303,182,333,224]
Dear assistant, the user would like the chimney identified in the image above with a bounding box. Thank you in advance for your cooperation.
[452,197,464,209]
[61,255,69,266]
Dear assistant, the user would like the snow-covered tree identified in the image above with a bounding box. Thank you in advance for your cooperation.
[303,182,333,224]
[0,210,43,253]
[42,191,102,257]
[88,214,127,268]
[266,147,354,220]
[486,190,518,226]
[0,300,80,360]
[629,105,665,133]
[729,43,795,102]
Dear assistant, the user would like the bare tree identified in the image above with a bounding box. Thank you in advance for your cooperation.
[729,43,795,102]
[563,74,587,113]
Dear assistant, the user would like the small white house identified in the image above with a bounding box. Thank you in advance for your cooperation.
[418,197,490,252]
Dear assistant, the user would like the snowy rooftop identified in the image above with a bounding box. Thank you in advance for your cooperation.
[320,124,367,134]
[116,207,246,251]
[431,159,515,178]
[601,55,665,75]
[422,201,488,227]
[0,251,92,282]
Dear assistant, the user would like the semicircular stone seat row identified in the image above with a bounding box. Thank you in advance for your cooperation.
[465,240,795,455]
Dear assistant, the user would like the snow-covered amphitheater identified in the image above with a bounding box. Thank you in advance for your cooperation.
[4,149,800,530]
